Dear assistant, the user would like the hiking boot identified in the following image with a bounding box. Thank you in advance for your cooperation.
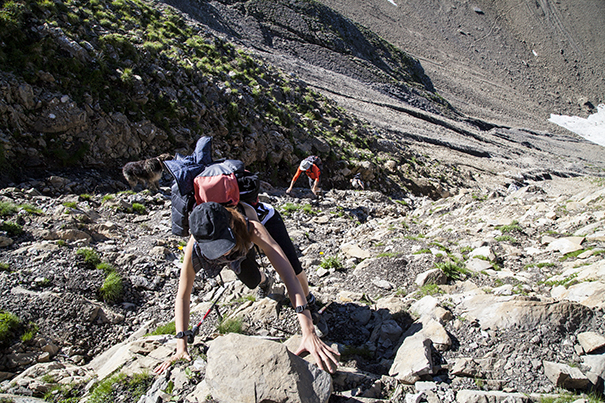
[256,273,273,300]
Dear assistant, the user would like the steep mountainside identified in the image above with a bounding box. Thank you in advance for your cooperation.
[161,0,605,189]
[0,0,464,198]
[316,0,605,129]
[2,0,604,196]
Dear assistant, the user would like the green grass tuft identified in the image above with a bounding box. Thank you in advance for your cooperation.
[131,203,146,214]
[0,221,23,236]
[149,321,176,336]
[76,248,101,267]
[99,272,123,303]
[319,256,343,271]
[20,322,38,343]
[88,371,153,403]
[560,249,588,261]
[435,261,470,280]
[102,195,115,204]
[0,310,20,346]
[417,283,443,297]
[280,202,300,216]
[542,273,579,289]
[496,220,522,233]
[301,204,317,215]
[495,235,517,243]
[21,204,43,214]
[377,252,398,258]
[217,316,243,334]
[96,262,116,274]
[0,201,18,217]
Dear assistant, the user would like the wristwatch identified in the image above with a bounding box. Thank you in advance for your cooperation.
[175,330,193,339]
[295,303,309,313]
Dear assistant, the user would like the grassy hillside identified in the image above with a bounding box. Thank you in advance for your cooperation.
[0,0,462,195]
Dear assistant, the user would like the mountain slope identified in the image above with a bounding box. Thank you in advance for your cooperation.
[162,0,605,187]
[1,0,605,193]
[0,0,470,197]
[315,0,605,128]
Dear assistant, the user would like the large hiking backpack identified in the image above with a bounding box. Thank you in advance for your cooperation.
[193,159,261,207]
[166,136,261,236]
[193,160,243,206]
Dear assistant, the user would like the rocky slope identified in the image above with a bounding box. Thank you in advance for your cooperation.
[2,0,605,196]
[1,173,605,402]
[316,0,605,127]
[1,0,605,402]
[0,0,463,197]
[161,0,605,185]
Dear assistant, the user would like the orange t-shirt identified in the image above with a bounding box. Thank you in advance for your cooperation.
[292,164,320,182]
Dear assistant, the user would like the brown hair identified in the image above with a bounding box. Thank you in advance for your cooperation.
[225,206,251,256]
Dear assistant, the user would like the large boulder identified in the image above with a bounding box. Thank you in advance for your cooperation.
[205,333,333,403]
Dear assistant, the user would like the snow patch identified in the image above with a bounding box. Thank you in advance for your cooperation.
[549,104,605,147]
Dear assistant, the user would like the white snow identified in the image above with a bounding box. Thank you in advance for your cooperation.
[549,104,605,147]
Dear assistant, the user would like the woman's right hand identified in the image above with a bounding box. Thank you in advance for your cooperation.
[154,350,191,375]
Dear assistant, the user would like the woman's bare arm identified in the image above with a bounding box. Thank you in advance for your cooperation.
[154,236,196,374]
[250,221,339,372]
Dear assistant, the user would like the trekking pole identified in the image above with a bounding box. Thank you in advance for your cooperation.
[187,276,229,344]
[317,301,332,315]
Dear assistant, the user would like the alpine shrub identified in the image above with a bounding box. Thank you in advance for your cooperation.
[100,272,123,303]
[0,310,20,346]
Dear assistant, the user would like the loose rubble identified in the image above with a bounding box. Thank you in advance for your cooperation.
[1,172,605,402]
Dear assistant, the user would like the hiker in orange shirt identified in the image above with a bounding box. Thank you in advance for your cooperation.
[286,156,321,196]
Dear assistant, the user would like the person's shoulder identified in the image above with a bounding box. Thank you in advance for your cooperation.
[239,202,260,222]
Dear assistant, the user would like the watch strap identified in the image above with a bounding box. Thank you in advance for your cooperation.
[295,303,309,314]
[175,330,193,339]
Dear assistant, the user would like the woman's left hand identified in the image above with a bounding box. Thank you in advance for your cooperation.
[294,331,340,373]
[154,350,191,375]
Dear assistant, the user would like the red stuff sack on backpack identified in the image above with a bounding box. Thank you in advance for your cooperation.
[193,160,244,206]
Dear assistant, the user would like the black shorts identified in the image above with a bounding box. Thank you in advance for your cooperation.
[236,247,262,289]
[236,210,303,288]
[263,210,303,275]
[192,204,301,290]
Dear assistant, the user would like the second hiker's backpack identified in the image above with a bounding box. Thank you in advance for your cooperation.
[303,155,322,171]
